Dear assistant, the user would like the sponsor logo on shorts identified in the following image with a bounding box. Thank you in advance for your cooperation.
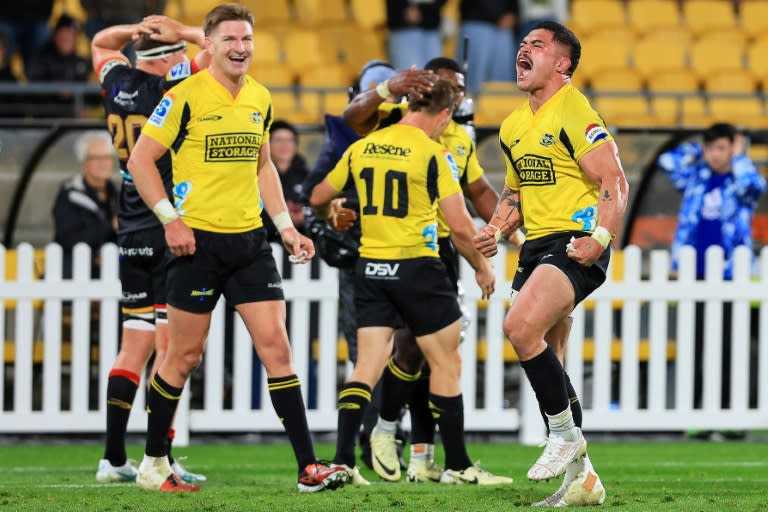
[514,154,556,186]
[585,123,608,144]
[268,282,282,288]
[119,246,154,257]
[122,291,148,302]
[190,288,214,300]
[365,262,400,279]
[205,132,262,161]
[362,142,411,157]
[148,94,174,127]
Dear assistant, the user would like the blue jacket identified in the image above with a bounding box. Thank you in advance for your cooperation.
[657,142,766,278]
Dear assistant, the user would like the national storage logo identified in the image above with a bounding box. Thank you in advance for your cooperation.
[205,132,262,161]
[514,154,556,186]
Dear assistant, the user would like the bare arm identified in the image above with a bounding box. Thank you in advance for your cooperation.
[91,24,134,70]
[441,193,495,298]
[258,142,315,262]
[567,140,629,266]
[342,68,436,135]
[473,186,523,257]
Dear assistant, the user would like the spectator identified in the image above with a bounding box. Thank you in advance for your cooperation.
[26,14,90,82]
[657,122,766,437]
[261,120,309,241]
[457,0,517,95]
[518,0,568,42]
[0,1,54,77]
[0,31,19,82]
[80,1,168,63]
[52,130,118,278]
[386,0,446,71]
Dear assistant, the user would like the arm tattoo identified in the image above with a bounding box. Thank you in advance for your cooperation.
[497,189,521,223]
[602,189,612,202]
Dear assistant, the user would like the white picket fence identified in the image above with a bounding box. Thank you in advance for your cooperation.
[1,242,767,446]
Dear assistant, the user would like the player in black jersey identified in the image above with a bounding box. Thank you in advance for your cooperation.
[92,16,210,489]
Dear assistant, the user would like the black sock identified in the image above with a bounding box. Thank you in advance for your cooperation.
[268,375,316,471]
[539,370,583,433]
[145,374,182,457]
[564,371,582,428]
[380,358,420,422]
[409,373,436,444]
[429,393,471,471]
[520,346,569,415]
[334,382,372,467]
[166,428,175,465]
[104,369,139,465]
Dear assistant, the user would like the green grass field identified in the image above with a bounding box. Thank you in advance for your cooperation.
[0,440,765,511]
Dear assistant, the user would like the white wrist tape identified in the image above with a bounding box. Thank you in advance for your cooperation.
[152,198,179,225]
[271,211,294,232]
[375,80,391,99]
[491,225,503,242]
[591,226,614,249]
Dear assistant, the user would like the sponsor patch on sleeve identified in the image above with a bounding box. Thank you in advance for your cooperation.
[443,150,460,181]
[148,95,174,127]
[167,61,191,81]
[584,123,608,144]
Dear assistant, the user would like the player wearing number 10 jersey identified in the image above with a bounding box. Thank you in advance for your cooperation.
[310,79,500,485]
[92,16,209,488]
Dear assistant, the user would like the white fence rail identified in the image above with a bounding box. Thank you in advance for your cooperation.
[1,242,766,446]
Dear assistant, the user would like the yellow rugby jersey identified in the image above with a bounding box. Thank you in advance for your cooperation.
[499,83,613,240]
[375,103,484,238]
[141,69,272,233]
[327,124,462,260]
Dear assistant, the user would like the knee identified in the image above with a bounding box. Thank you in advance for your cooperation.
[503,316,530,350]
[174,347,204,376]
[393,341,424,373]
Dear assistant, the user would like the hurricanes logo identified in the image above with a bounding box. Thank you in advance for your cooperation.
[251,112,263,124]
[205,132,262,161]
[514,154,556,186]
[539,133,555,147]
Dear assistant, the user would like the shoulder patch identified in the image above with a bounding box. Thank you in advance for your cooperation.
[98,59,127,84]
[443,150,460,181]
[148,94,174,127]
[585,123,608,144]
[167,61,192,81]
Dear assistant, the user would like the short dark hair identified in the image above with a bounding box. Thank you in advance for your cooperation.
[531,21,581,76]
[408,78,456,115]
[204,3,254,36]
[270,119,298,139]
[425,57,461,74]
[703,122,737,144]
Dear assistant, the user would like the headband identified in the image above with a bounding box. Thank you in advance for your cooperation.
[135,41,187,60]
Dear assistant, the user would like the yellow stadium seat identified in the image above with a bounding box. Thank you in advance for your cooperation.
[681,96,713,127]
[242,0,293,27]
[350,0,387,29]
[177,0,218,26]
[690,38,744,78]
[747,38,768,85]
[251,32,282,66]
[248,64,294,88]
[475,93,527,125]
[633,38,688,79]
[683,0,737,38]
[301,90,350,117]
[646,69,700,93]
[626,0,681,35]
[703,70,757,94]
[570,0,626,35]
[589,69,644,92]
[294,0,349,27]
[708,97,764,120]
[578,37,631,79]
[320,25,387,72]
[300,63,352,88]
[586,27,636,47]
[642,27,692,46]
[650,97,682,125]
[283,30,335,74]
[740,1,768,39]
[593,96,652,126]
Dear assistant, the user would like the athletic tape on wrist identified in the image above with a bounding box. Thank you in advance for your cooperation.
[152,198,179,225]
[591,226,614,249]
[375,80,391,99]
[271,211,294,232]
[491,225,503,242]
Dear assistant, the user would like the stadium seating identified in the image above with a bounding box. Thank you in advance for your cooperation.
[349,0,387,29]
[294,0,350,27]
[626,0,681,35]
[740,1,768,40]
[251,32,282,66]
[570,0,626,35]
[248,64,294,88]
[703,70,757,94]
[633,36,688,80]
[590,69,644,92]
[578,36,632,79]
[746,38,768,86]
[682,0,738,38]
[243,0,294,28]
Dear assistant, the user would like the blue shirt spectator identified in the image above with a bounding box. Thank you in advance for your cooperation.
[657,123,766,279]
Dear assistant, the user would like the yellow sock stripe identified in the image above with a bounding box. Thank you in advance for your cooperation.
[337,403,362,410]
[107,398,133,410]
[268,378,300,391]
[338,387,372,402]
[570,397,579,405]
[387,358,421,382]
[150,377,181,401]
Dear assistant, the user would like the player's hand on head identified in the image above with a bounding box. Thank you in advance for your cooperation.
[474,224,500,258]
[164,218,196,257]
[329,198,357,231]
[388,67,436,99]
[142,15,182,43]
